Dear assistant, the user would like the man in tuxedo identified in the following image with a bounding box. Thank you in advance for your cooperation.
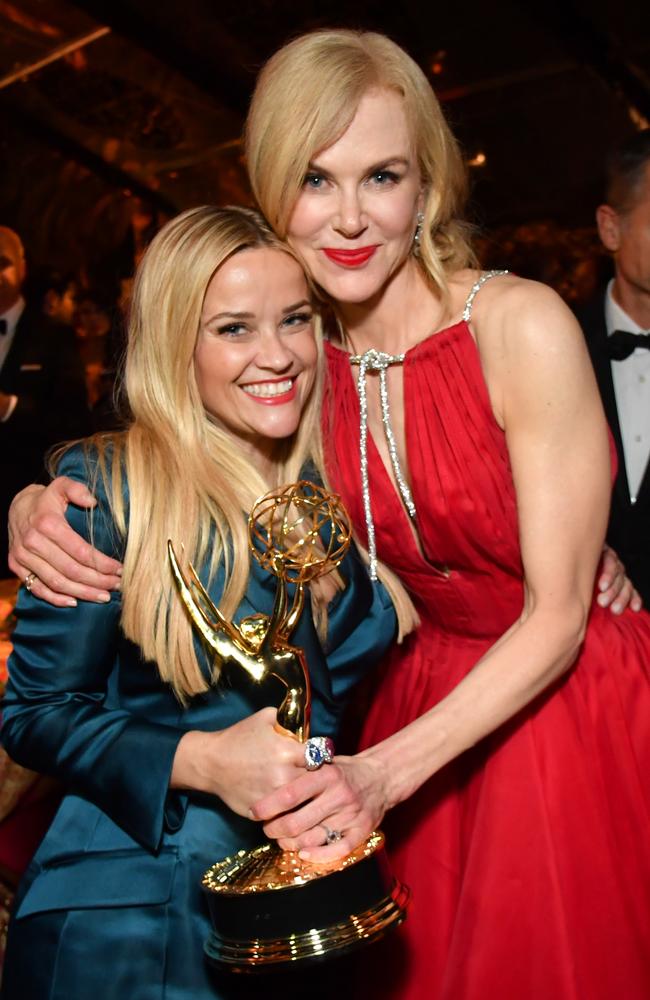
[577,130,650,604]
[0,226,89,576]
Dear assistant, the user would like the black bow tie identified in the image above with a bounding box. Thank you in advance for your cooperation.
[0,319,7,336]
[607,329,650,361]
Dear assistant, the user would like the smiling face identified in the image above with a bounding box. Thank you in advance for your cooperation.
[286,88,423,306]
[194,247,318,468]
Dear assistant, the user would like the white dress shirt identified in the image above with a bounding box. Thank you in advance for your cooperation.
[0,296,25,422]
[605,281,650,502]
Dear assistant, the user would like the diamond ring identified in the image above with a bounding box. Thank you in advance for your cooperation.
[320,825,342,845]
[304,736,335,771]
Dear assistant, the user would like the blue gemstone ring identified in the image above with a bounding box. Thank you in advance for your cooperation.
[304,736,335,771]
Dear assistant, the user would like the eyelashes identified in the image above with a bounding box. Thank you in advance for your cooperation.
[216,323,247,337]
[282,311,312,328]
[302,168,403,189]
[370,169,400,185]
[211,313,313,340]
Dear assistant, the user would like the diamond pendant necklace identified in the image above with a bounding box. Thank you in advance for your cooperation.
[349,348,416,580]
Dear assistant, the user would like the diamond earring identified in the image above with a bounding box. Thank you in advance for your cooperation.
[413,212,425,254]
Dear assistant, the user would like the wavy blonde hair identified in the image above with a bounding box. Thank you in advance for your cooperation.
[80,206,333,701]
[246,28,475,297]
[246,30,461,634]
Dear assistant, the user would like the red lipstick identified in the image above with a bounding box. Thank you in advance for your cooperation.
[323,246,378,268]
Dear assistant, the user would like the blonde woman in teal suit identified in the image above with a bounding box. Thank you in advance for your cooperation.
[0,206,400,999]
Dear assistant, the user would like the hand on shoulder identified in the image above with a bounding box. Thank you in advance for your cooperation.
[8,444,124,606]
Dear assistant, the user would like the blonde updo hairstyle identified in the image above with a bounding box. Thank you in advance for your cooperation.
[81,205,329,701]
[246,28,475,298]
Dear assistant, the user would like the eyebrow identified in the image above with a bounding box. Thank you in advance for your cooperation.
[203,310,254,323]
[202,300,312,325]
[307,156,410,175]
[281,299,312,313]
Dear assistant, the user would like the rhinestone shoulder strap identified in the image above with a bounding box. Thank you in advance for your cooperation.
[462,269,509,322]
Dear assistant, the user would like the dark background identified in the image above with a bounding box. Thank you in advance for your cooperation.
[1,0,649,297]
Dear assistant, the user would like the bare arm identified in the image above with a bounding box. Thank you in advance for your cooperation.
[254,279,622,858]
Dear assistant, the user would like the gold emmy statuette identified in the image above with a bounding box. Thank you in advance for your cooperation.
[168,481,409,971]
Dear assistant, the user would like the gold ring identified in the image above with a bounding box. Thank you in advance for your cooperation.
[24,572,37,592]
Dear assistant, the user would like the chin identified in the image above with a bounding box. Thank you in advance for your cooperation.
[256,416,302,442]
[318,272,388,305]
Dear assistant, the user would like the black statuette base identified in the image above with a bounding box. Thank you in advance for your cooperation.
[202,833,409,971]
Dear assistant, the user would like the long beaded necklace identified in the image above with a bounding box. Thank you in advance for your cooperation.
[349,348,415,580]
[347,270,509,580]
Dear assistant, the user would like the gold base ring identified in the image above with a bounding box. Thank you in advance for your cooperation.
[204,880,409,971]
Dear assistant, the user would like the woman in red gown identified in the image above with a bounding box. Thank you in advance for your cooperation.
[244,30,650,999]
[8,29,650,1000]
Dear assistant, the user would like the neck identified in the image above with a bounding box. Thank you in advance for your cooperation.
[334,258,445,355]
[236,437,279,484]
[611,275,650,330]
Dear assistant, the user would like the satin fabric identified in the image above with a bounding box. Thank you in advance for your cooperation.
[323,321,650,1000]
[0,444,396,1000]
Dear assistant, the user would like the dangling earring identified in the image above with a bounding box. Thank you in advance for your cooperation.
[413,212,425,255]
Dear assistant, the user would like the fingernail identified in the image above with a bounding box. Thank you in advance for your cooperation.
[298,850,311,860]
[66,598,78,607]
[96,592,111,603]
[598,578,608,592]
[612,602,622,614]
[115,566,123,576]
[597,593,609,607]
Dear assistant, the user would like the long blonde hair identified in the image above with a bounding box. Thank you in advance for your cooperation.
[83,206,330,701]
[246,30,451,634]
[246,28,475,297]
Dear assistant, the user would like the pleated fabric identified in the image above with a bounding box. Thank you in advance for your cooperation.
[323,323,650,1000]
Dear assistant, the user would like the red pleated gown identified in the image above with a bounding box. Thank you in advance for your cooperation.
[323,320,650,1000]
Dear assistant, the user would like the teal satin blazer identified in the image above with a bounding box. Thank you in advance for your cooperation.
[0,444,396,1000]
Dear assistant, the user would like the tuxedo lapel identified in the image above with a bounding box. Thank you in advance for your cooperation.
[580,292,632,505]
[634,454,650,509]
[577,288,650,602]
[0,317,25,386]
[0,306,43,388]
